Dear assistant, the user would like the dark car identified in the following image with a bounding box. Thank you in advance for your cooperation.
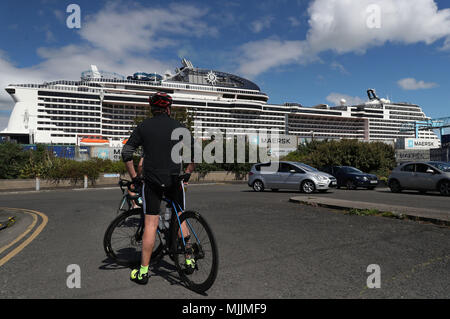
[323,166,378,190]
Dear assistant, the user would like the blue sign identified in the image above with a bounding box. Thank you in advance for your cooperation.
[49,146,75,159]
[95,148,110,159]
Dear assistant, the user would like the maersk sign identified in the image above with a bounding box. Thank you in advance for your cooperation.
[252,134,298,149]
[404,138,440,150]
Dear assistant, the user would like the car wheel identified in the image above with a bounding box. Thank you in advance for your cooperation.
[346,180,356,190]
[438,180,450,196]
[252,180,265,192]
[389,179,402,193]
[301,180,316,194]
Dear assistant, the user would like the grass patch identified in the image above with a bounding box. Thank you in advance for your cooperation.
[346,208,381,216]
[380,211,402,219]
[345,208,405,220]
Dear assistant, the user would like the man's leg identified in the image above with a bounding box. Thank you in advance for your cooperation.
[141,214,159,267]
[131,183,161,285]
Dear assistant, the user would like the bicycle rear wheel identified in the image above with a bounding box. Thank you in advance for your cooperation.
[171,210,219,293]
[103,208,163,266]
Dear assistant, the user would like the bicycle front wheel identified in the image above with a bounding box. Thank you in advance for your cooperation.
[171,210,219,293]
[103,208,163,266]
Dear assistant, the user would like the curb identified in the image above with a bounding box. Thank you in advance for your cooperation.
[0,181,246,196]
[289,197,450,227]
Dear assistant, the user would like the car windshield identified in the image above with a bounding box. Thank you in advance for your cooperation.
[296,163,318,172]
[343,167,362,173]
[430,162,450,172]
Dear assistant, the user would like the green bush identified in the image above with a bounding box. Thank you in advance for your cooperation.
[283,139,395,176]
[20,144,52,178]
[0,143,30,179]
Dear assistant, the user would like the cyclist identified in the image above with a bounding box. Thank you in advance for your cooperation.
[122,92,195,285]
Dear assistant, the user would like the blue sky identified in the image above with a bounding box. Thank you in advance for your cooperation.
[1,0,450,131]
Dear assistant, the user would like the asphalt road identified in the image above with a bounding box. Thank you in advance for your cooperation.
[0,183,449,299]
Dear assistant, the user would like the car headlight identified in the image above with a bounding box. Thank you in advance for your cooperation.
[314,174,328,181]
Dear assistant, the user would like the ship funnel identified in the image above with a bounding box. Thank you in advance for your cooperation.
[367,89,379,101]
[181,58,194,69]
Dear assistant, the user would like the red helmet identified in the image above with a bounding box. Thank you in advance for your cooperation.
[149,92,172,108]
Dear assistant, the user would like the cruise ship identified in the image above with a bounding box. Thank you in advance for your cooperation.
[1,59,439,145]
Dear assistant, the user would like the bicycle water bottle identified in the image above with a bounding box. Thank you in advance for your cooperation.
[164,205,172,228]
[159,215,165,230]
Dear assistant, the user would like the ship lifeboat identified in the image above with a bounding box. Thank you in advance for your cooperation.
[79,135,110,146]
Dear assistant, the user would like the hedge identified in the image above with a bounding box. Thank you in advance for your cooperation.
[282,139,396,178]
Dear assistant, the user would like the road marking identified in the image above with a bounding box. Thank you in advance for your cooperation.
[0,212,37,255]
[0,208,48,267]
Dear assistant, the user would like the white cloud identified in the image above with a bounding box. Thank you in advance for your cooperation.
[237,38,311,77]
[53,9,65,23]
[330,61,348,74]
[0,115,10,131]
[440,36,450,51]
[81,3,217,55]
[238,0,450,77]
[397,78,438,90]
[306,0,450,54]
[250,16,274,33]
[0,3,217,131]
[288,17,301,27]
[326,93,365,106]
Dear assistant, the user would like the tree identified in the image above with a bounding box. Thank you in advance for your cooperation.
[0,143,30,179]
[282,139,395,177]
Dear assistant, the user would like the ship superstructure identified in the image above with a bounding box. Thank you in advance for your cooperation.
[2,59,439,145]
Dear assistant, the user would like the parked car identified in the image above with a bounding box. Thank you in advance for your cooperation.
[388,161,450,196]
[248,161,337,193]
[322,166,378,190]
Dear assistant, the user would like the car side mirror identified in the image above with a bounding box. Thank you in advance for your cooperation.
[426,169,434,174]
[289,169,296,173]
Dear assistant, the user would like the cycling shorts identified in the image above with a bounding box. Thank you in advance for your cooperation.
[142,179,185,215]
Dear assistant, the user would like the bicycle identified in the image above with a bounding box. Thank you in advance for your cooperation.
[103,177,219,293]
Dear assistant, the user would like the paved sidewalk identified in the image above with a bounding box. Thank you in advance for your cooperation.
[290,195,450,225]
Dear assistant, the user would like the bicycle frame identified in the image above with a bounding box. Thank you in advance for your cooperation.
[159,196,201,251]
[120,178,201,255]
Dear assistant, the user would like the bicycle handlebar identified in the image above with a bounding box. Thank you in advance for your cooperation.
[118,174,191,193]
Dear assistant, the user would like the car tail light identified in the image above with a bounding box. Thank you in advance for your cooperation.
[249,172,254,176]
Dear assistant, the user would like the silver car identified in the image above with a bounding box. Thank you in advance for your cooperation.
[388,161,450,196]
[248,161,337,193]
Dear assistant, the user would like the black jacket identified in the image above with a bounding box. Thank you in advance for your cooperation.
[122,114,193,187]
